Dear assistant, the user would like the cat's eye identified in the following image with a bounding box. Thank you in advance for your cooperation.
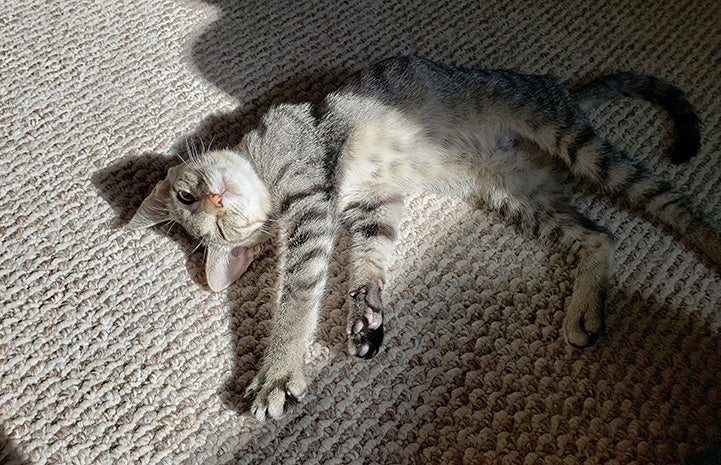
[176,190,197,205]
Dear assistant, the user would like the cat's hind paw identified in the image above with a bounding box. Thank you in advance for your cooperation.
[347,281,385,359]
[562,291,607,348]
[245,363,306,421]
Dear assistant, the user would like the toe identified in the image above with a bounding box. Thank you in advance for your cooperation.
[266,388,287,419]
[352,319,364,334]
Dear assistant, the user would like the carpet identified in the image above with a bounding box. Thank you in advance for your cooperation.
[2,0,721,463]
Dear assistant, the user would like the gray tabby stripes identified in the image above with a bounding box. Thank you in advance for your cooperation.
[280,185,333,214]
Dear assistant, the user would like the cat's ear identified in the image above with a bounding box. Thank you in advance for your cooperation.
[206,244,255,292]
[128,179,172,230]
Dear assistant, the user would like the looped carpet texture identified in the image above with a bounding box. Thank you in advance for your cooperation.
[2,0,721,464]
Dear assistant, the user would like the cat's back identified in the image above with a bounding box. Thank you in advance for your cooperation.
[341,55,565,110]
[338,55,469,110]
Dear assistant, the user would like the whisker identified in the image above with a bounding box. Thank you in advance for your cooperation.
[225,207,250,223]
[196,168,214,189]
[176,152,190,167]
[185,139,194,163]
[143,205,171,213]
[190,239,204,255]
[165,220,178,235]
[257,225,275,236]
[189,138,203,164]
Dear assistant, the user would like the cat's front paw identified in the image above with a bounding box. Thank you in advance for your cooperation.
[563,291,607,348]
[347,280,385,359]
[245,362,306,421]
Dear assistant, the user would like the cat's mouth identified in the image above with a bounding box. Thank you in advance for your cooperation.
[216,218,229,241]
[214,217,269,246]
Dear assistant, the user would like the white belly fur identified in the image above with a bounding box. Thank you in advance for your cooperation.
[333,95,546,210]
[338,105,477,206]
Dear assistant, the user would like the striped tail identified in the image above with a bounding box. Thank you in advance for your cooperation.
[568,72,701,164]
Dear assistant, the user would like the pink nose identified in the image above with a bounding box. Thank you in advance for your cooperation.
[209,194,223,208]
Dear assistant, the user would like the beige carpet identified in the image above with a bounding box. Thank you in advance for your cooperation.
[2,0,721,463]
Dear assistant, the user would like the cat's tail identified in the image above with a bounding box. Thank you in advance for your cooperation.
[568,72,701,164]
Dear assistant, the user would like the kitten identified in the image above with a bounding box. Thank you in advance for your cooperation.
[129,56,720,421]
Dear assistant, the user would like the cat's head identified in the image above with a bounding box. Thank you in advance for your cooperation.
[129,149,272,292]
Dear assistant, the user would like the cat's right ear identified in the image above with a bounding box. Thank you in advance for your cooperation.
[128,179,172,230]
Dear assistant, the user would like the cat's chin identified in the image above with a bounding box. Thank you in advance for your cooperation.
[205,243,263,292]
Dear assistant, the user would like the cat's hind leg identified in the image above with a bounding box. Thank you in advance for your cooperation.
[340,194,404,358]
[560,129,721,268]
[481,170,615,348]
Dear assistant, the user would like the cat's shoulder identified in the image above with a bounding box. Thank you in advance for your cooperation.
[245,102,318,146]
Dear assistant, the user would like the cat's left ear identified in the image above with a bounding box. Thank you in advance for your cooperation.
[206,244,256,292]
[128,179,172,230]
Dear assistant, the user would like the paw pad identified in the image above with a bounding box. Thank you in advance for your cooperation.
[348,283,385,359]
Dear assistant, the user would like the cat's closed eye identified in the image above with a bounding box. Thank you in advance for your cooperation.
[176,190,197,205]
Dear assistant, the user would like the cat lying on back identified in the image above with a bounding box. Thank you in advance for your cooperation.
[129,56,720,421]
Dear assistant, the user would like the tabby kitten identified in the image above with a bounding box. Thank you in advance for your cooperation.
[129,56,720,421]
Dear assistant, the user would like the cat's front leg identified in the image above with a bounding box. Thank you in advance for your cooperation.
[341,196,403,359]
[246,192,336,421]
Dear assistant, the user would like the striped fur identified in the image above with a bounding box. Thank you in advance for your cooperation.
[130,56,719,420]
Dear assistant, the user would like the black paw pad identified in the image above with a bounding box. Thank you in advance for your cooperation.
[348,284,385,359]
